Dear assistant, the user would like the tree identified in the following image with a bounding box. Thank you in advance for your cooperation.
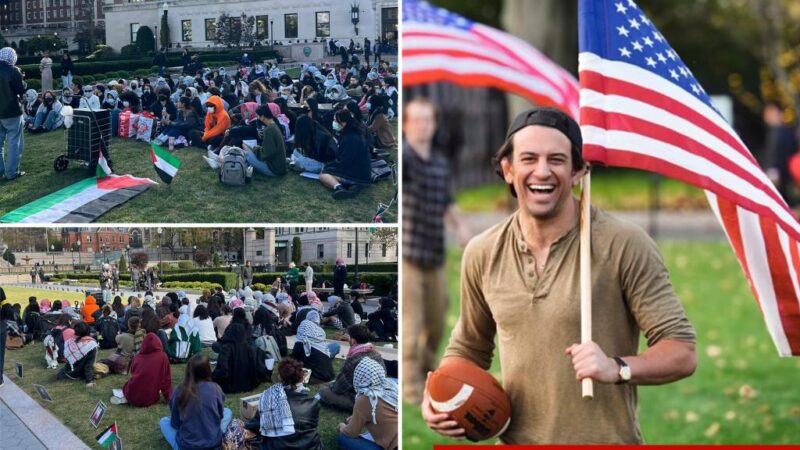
[73,22,106,54]
[76,0,97,53]
[135,25,156,53]
[26,35,68,55]
[212,252,221,267]
[119,254,127,273]
[195,249,211,267]
[2,248,15,266]
[291,237,302,264]
[240,13,256,47]
[160,11,171,49]
[370,228,397,249]
[130,252,148,270]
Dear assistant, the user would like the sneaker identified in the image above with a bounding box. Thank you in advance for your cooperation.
[332,186,357,200]
[6,171,26,181]
[246,166,254,178]
[207,145,214,152]
[290,163,304,173]
[109,395,127,405]
[207,149,216,159]
[202,156,218,170]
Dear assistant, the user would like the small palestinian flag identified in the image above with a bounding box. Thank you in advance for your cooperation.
[96,148,112,178]
[95,421,118,448]
[151,144,181,184]
[0,174,157,223]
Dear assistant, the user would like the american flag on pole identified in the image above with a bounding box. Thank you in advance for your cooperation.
[402,0,580,118]
[579,0,800,356]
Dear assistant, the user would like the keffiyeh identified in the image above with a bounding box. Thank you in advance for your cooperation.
[259,384,295,436]
[0,47,17,66]
[296,319,328,357]
[64,336,98,366]
[353,358,398,424]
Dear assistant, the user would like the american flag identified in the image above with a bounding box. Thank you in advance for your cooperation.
[579,0,800,356]
[402,0,580,118]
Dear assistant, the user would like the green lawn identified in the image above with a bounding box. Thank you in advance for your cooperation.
[402,242,800,447]
[1,286,87,307]
[3,342,349,449]
[456,167,708,213]
[0,121,397,223]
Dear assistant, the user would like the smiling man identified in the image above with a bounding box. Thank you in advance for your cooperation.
[421,107,698,444]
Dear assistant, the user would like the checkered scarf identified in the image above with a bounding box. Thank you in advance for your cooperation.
[305,309,321,325]
[297,319,328,357]
[353,358,398,424]
[0,47,17,66]
[64,336,98,366]
[259,384,295,435]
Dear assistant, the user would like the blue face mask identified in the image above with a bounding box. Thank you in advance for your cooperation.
[332,121,341,131]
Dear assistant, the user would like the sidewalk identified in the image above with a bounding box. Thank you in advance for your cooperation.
[0,374,89,450]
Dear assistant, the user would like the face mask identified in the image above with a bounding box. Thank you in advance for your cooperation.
[281,95,289,100]
[207,106,215,113]
[365,102,371,111]
[375,88,383,94]
[84,91,93,98]
[230,80,236,86]
[332,121,341,131]
[144,89,150,93]
[123,101,130,107]
[63,94,72,101]
[44,97,54,104]
[252,89,260,96]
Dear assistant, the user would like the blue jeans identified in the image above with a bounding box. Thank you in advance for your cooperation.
[337,433,383,450]
[327,342,340,359]
[158,66,165,77]
[0,115,24,179]
[291,149,324,173]
[245,151,277,177]
[159,408,232,450]
[62,74,72,90]
[33,110,59,130]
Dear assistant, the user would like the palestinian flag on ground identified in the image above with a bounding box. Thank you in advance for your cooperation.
[151,144,181,184]
[0,175,157,223]
[96,148,112,178]
[95,421,118,448]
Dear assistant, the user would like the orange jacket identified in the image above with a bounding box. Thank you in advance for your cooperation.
[202,96,231,142]
[81,295,99,324]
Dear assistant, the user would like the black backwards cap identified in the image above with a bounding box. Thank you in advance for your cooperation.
[505,106,582,150]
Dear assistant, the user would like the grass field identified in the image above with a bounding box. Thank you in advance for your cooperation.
[2,337,349,449]
[1,286,87,306]
[0,120,397,223]
[402,242,800,446]
[456,167,708,213]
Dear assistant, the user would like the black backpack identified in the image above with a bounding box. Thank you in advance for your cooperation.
[96,318,120,349]
[49,327,66,361]
[25,312,44,341]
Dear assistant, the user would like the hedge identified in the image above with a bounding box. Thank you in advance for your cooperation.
[252,272,397,296]
[54,271,239,290]
[161,281,222,290]
[268,262,398,273]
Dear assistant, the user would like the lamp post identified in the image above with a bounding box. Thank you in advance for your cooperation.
[50,244,55,266]
[157,227,163,270]
[354,228,360,288]
[351,3,360,36]
[192,245,197,267]
[77,240,81,269]
[126,244,130,268]
[71,244,75,270]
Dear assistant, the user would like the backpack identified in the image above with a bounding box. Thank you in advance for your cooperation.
[96,318,120,349]
[48,327,66,362]
[219,146,249,186]
[26,311,44,341]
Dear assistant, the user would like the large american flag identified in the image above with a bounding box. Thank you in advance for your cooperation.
[579,0,800,356]
[402,0,580,118]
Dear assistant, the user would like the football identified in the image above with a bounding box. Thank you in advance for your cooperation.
[427,361,512,442]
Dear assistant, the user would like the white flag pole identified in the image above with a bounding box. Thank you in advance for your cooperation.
[580,167,594,400]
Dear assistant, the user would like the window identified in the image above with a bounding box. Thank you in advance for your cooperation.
[365,243,369,257]
[86,235,92,243]
[315,11,329,37]
[381,7,398,42]
[382,244,387,257]
[317,244,324,259]
[204,18,216,41]
[256,250,263,256]
[130,23,139,43]
[346,243,352,258]
[181,19,192,41]
[256,15,268,40]
[284,13,297,38]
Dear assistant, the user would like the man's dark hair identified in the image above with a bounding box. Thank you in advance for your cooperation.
[256,105,274,120]
[348,324,371,344]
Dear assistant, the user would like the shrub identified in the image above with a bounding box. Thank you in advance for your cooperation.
[162,281,222,290]
[252,272,397,296]
[135,26,155,53]
[71,76,84,85]
[177,261,194,270]
[252,283,268,292]
[120,44,140,56]
[134,68,151,77]
[82,75,95,83]
[25,79,41,91]
[88,45,113,59]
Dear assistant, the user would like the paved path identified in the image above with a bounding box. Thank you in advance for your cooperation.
[0,374,89,450]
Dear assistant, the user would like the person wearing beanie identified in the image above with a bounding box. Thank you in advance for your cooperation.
[422,106,697,444]
[0,46,27,180]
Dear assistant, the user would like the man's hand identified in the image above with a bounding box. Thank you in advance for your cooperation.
[421,372,466,440]
[337,422,346,433]
[565,341,619,384]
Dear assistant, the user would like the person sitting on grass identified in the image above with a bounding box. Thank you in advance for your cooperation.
[322,295,357,333]
[291,311,339,383]
[95,305,120,350]
[289,115,337,174]
[213,304,233,340]
[337,358,398,450]
[27,90,63,133]
[211,322,269,394]
[111,332,172,406]
[80,295,99,326]
[238,105,287,177]
[289,293,313,335]
[122,296,142,332]
[254,358,324,450]
[57,321,98,387]
[319,109,372,199]
[366,94,396,150]
[159,354,232,450]
[23,296,44,341]
[193,305,217,347]
[116,315,143,358]
[319,324,385,412]
[167,306,201,364]
[190,95,230,151]
[366,297,398,342]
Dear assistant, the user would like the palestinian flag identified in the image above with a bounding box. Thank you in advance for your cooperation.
[0,175,157,223]
[95,421,118,448]
[151,144,181,184]
[96,148,112,178]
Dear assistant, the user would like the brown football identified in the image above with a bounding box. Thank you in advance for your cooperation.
[427,361,511,442]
